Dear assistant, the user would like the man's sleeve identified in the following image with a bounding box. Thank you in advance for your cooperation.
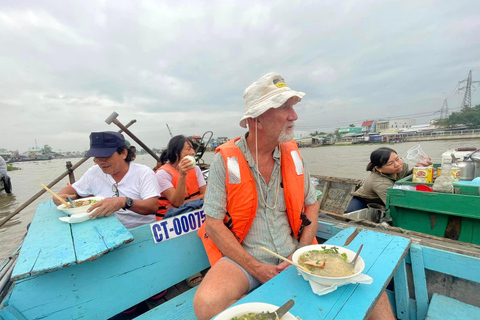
[203,153,228,219]
[72,166,95,197]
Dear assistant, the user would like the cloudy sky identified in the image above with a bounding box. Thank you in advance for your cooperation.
[1,0,479,153]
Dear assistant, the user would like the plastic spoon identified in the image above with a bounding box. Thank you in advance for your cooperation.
[350,244,363,267]
[66,197,77,208]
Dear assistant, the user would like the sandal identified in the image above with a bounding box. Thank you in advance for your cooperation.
[186,272,203,288]
[150,289,167,300]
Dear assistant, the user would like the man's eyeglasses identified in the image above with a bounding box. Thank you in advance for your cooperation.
[384,157,402,167]
[112,183,119,197]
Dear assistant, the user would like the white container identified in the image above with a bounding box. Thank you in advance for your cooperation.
[56,196,104,215]
[441,149,476,167]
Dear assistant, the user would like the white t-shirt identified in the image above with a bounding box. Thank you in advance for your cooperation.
[156,166,206,193]
[72,162,160,229]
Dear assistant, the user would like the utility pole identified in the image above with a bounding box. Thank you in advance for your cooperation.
[440,99,449,120]
[458,70,480,109]
[166,123,173,138]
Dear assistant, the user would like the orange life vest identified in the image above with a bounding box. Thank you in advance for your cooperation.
[156,163,200,221]
[198,137,317,266]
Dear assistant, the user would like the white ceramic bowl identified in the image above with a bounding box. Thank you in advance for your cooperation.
[56,196,104,215]
[214,302,296,320]
[292,244,365,286]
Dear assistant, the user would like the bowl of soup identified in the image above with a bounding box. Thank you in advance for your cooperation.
[213,302,297,320]
[292,244,365,286]
[56,196,104,215]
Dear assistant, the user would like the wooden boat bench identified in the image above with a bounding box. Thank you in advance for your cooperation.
[137,227,411,320]
[425,293,480,319]
[394,243,480,320]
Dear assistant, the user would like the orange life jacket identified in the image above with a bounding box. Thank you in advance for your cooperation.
[156,163,200,221]
[198,137,317,266]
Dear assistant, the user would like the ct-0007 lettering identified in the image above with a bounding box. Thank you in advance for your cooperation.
[150,209,205,244]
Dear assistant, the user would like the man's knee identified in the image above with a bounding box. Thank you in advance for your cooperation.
[193,290,213,320]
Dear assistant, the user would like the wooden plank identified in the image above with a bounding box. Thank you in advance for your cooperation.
[328,230,411,319]
[425,293,480,319]
[11,201,75,281]
[410,244,429,320]
[135,287,198,320]
[420,246,480,283]
[6,227,209,320]
[394,258,412,320]
[71,215,133,263]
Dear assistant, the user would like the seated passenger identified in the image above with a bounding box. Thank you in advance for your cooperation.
[52,131,159,229]
[155,135,206,221]
[349,147,432,210]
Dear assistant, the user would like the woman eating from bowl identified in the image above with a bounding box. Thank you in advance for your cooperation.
[348,147,432,211]
[155,135,206,221]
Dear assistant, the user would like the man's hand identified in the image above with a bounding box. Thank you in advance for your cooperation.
[252,263,281,284]
[88,197,125,218]
[276,253,294,273]
[53,194,77,206]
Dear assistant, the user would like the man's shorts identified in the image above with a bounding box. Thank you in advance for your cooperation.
[221,257,261,292]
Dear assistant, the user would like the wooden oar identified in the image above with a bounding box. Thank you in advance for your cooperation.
[260,247,312,274]
[40,183,70,207]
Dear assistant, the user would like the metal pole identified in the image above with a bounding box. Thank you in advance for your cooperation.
[0,120,136,228]
[105,112,160,162]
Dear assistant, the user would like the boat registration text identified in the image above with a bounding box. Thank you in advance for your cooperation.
[150,209,206,244]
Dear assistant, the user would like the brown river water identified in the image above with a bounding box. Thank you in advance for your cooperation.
[1,139,478,262]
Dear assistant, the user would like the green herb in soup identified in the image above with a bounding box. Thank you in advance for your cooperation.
[298,246,354,277]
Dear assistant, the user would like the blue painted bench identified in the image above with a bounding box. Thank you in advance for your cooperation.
[0,201,210,319]
[425,293,480,319]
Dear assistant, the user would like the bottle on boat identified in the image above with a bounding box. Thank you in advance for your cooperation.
[432,163,454,194]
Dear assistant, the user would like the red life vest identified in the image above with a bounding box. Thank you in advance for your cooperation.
[156,163,200,221]
[198,137,317,266]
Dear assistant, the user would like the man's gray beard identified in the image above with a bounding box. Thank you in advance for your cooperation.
[278,129,294,143]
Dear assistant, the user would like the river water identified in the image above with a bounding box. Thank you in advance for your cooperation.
[1,139,478,262]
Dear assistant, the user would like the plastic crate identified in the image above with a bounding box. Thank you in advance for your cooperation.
[386,187,480,244]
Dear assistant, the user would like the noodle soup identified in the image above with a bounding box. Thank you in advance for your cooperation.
[292,244,365,286]
[298,247,355,277]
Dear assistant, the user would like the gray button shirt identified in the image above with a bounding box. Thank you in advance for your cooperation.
[204,135,317,265]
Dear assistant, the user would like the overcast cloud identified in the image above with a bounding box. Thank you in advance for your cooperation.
[1,0,479,153]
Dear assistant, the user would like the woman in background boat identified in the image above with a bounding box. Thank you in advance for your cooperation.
[155,135,206,220]
[347,147,431,211]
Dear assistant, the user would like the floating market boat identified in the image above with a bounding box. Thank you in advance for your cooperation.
[1,116,479,319]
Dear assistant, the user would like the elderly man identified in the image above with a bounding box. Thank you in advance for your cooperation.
[193,72,319,319]
[52,131,159,229]
[193,73,395,320]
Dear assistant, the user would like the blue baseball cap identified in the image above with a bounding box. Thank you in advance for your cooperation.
[85,132,126,158]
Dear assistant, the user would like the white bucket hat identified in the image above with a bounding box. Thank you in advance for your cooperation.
[240,72,305,128]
